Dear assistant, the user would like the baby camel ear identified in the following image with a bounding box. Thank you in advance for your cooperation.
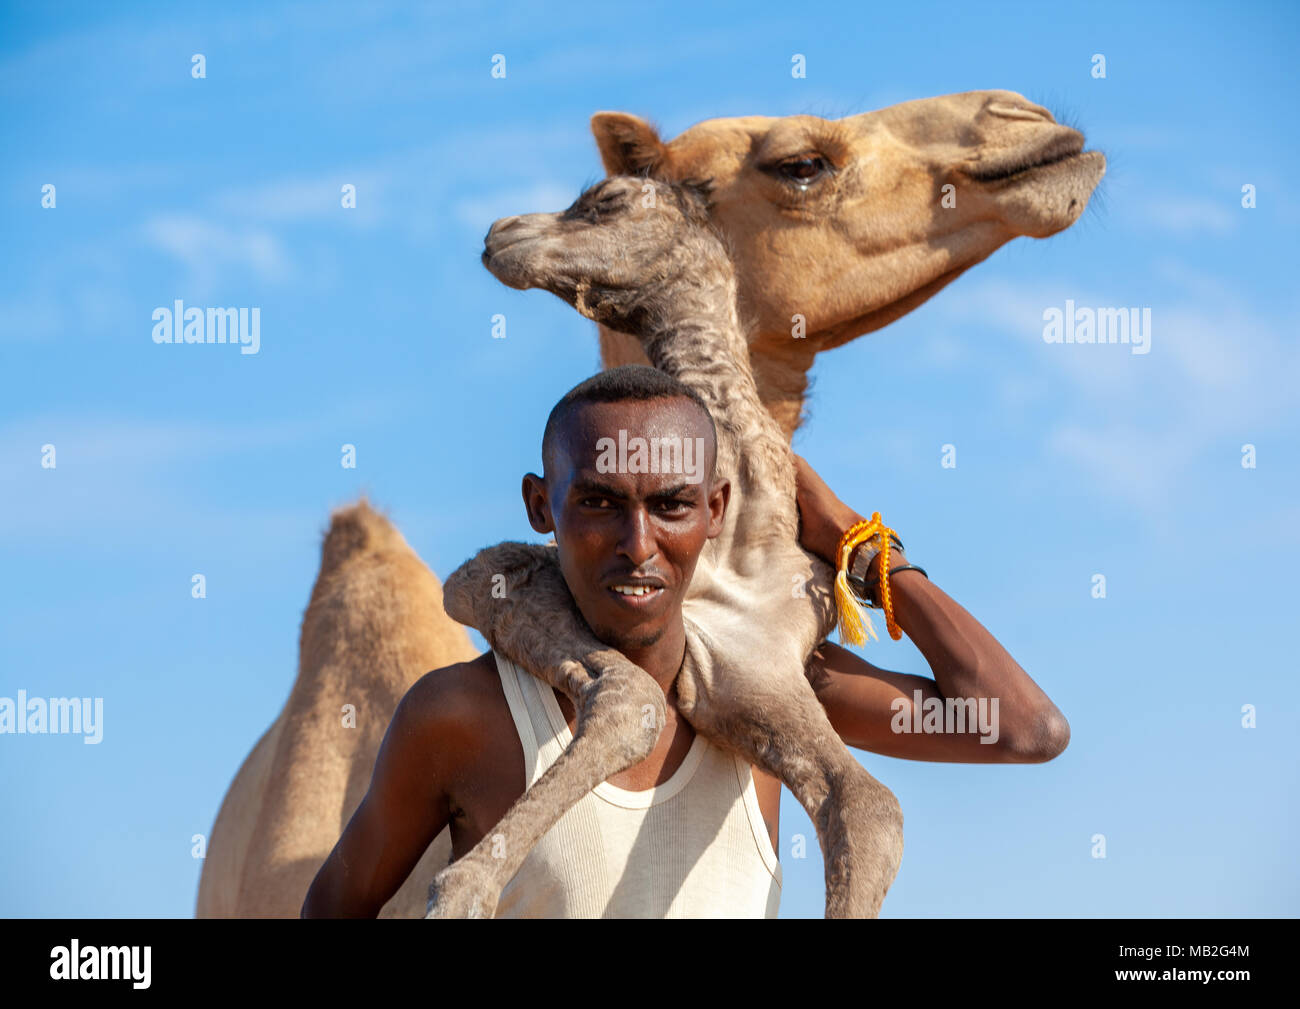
[591,112,665,176]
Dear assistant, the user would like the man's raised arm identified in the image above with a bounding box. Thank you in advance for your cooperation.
[794,455,1070,764]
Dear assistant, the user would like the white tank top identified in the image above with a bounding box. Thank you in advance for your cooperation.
[490,649,782,918]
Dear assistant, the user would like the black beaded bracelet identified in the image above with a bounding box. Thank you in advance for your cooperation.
[857,562,929,609]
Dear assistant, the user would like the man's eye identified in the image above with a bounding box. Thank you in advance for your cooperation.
[658,499,689,512]
[583,497,614,509]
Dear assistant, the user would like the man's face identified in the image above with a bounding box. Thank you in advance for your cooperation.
[523,396,728,652]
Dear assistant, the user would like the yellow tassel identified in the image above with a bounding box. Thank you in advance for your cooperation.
[833,513,902,646]
[835,567,877,646]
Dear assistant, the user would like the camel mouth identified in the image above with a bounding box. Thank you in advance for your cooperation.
[481,237,536,290]
[965,138,1089,183]
[482,215,550,280]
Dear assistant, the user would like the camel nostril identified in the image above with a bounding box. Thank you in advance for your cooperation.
[987,101,1052,123]
[486,215,524,243]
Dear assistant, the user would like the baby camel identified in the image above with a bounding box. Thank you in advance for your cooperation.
[427,176,902,919]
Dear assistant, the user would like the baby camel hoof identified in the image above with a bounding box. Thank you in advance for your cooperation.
[425,860,499,919]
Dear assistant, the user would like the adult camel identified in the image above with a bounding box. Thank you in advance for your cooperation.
[195,89,1104,917]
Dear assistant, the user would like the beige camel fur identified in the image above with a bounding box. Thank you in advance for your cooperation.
[195,503,477,917]
[431,174,900,917]
[592,90,1106,435]
[196,91,1103,918]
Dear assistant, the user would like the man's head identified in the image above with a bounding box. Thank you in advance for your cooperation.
[523,365,729,653]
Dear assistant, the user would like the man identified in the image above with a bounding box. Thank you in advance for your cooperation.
[301,365,1069,918]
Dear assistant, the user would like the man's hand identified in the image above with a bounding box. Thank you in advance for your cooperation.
[793,454,866,566]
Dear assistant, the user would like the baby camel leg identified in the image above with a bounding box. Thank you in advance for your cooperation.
[674,630,904,918]
[426,646,665,918]
[428,541,667,918]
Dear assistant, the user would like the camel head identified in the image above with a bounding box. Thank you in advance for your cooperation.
[591,90,1106,433]
[482,176,729,336]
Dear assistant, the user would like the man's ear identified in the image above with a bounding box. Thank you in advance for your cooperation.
[706,476,731,539]
[522,473,554,533]
[591,112,665,176]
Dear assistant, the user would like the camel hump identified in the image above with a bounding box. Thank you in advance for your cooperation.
[318,496,413,575]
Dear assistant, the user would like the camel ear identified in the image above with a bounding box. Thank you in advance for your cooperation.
[591,112,665,175]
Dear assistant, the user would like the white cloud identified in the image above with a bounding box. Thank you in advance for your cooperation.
[1,415,317,478]
[0,410,385,544]
[1090,124,1183,152]
[994,372,1049,411]
[929,274,1298,512]
[1045,423,1198,513]
[452,181,579,233]
[213,173,388,225]
[142,214,294,293]
[0,292,64,344]
[922,334,965,368]
[939,276,1295,423]
[1139,196,1238,235]
[215,178,351,220]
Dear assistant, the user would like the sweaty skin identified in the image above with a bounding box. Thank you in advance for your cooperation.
[301,398,1068,917]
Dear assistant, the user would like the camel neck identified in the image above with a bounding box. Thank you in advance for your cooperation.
[637,272,798,539]
[641,275,747,370]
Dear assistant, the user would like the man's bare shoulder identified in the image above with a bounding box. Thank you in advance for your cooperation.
[397,651,504,755]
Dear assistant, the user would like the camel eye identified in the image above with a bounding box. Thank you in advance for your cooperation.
[563,187,624,222]
[774,155,831,184]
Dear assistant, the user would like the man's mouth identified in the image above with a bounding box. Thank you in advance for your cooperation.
[605,580,666,606]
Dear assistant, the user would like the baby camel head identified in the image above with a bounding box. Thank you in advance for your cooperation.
[482,176,729,334]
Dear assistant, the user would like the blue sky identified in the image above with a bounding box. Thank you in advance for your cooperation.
[1,0,1296,918]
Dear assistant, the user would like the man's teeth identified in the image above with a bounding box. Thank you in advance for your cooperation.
[612,585,659,596]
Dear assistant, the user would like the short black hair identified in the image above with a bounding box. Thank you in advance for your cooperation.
[542,364,717,481]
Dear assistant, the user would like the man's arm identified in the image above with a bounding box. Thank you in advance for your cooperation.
[795,455,1070,764]
[300,665,472,917]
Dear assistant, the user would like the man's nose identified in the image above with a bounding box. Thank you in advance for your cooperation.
[616,508,657,566]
